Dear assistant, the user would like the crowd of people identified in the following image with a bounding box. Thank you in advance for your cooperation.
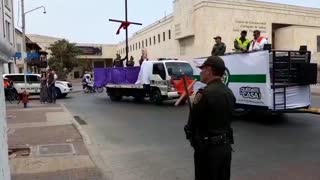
[113,54,148,68]
[211,29,269,56]
[113,29,267,69]
[39,69,58,104]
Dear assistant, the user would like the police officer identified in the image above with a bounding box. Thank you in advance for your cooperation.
[211,36,226,56]
[184,56,235,180]
[234,30,251,52]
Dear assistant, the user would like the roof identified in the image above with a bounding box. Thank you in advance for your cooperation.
[146,60,190,64]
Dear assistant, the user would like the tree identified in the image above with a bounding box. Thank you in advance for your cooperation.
[48,39,81,80]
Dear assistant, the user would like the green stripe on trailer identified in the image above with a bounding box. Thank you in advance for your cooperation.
[229,74,266,83]
[194,75,201,81]
[193,74,266,83]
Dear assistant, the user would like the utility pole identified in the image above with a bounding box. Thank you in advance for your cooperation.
[109,0,142,65]
[20,1,46,90]
[21,0,27,89]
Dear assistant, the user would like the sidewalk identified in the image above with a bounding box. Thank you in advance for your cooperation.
[6,102,106,180]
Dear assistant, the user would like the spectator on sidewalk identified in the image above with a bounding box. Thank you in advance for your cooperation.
[40,72,48,104]
[47,69,56,104]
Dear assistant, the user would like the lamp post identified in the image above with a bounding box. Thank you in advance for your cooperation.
[21,0,46,89]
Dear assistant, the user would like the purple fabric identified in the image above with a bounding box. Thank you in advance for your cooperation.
[94,67,140,87]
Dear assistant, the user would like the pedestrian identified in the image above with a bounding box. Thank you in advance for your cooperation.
[47,69,56,103]
[184,56,235,180]
[234,30,251,52]
[248,30,268,51]
[40,71,48,104]
[127,56,135,67]
[211,36,226,56]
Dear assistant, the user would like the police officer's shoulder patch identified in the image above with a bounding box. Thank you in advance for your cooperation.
[193,89,204,104]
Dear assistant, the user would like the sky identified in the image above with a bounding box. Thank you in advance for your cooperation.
[14,0,320,44]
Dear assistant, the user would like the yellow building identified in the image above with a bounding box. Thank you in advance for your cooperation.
[116,0,320,66]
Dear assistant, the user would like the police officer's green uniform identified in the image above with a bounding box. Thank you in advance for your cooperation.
[184,56,235,180]
[211,42,226,56]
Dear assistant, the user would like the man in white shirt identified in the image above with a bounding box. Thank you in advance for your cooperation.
[249,30,268,51]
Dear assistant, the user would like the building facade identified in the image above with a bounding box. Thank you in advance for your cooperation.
[0,0,15,179]
[28,0,320,80]
[15,30,48,74]
[28,34,117,79]
[116,0,320,68]
[1,0,16,73]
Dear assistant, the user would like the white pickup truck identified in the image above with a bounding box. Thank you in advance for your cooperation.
[3,74,73,98]
[105,60,194,104]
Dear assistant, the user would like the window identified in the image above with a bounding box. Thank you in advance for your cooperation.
[149,38,152,46]
[145,39,148,47]
[16,43,22,52]
[165,62,193,78]
[28,75,40,83]
[4,75,24,82]
[317,36,320,52]
[152,63,166,80]
[142,41,144,48]
[5,21,11,43]
[169,30,171,40]
[139,42,141,49]
[154,36,156,45]
[130,45,132,52]
[135,43,137,50]
[163,32,166,41]
[4,0,10,8]
[158,34,161,43]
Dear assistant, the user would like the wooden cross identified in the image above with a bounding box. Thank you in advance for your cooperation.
[109,0,142,64]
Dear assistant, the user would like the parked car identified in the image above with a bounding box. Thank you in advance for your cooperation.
[3,74,72,98]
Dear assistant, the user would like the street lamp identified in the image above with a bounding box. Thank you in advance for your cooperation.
[21,0,46,89]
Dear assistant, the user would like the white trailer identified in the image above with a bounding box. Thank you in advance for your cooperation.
[193,50,319,114]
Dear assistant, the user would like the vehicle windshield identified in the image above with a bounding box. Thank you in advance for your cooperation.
[165,62,193,78]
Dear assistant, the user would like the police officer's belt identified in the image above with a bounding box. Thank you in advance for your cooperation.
[203,134,233,145]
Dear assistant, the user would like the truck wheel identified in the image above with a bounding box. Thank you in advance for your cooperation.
[150,90,163,105]
[96,87,104,93]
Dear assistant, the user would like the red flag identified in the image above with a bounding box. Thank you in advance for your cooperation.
[116,21,131,35]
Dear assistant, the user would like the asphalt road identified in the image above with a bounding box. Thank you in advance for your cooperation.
[62,92,320,180]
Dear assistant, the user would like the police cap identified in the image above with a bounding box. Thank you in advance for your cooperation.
[198,56,226,75]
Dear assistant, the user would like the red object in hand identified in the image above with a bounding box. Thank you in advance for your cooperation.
[171,77,195,95]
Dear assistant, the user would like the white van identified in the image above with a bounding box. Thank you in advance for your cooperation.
[3,74,72,98]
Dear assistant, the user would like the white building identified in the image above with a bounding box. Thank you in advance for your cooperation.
[29,0,320,81]
[0,0,15,179]
[116,0,320,67]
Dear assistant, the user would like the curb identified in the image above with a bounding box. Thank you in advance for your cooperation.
[60,104,114,180]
